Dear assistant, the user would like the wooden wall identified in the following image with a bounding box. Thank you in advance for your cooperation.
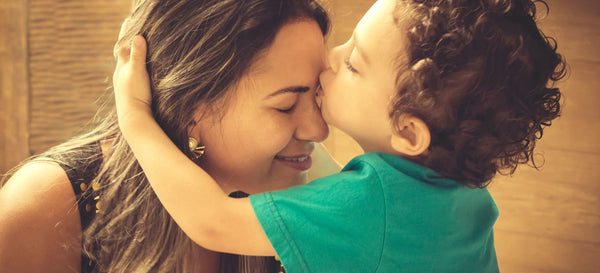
[1,0,599,272]
[0,0,131,174]
[0,0,29,174]
[28,1,132,154]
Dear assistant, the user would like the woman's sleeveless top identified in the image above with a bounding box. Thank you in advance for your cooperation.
[48,143,285,273]
[48,142,103,273]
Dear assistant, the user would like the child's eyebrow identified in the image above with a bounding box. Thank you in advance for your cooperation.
[353,32,370,66]
[266,86,310,97]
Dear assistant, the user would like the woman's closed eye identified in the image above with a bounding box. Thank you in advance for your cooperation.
[277,104,296,113]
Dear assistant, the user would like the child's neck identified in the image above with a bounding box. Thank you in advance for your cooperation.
[358,142,402,157]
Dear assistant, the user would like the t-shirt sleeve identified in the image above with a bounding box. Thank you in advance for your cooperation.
[249,162,386,273]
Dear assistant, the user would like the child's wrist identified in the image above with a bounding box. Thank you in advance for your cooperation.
[116,100,153,136]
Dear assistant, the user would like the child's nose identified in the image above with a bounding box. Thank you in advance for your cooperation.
[327,44,345,74]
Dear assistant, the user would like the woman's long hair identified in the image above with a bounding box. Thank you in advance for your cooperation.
[2,0,329,272]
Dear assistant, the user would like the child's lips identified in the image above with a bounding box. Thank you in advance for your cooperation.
[316,84,325,97]
[316,85,325,108]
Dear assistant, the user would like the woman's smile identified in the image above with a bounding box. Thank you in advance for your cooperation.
[274,154,313,171]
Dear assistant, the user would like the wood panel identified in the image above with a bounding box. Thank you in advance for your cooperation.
[0,0,29,173]
[490,146,600,272]
[28,0,132,155]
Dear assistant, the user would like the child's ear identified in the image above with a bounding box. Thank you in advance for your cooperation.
[390,116,430,156]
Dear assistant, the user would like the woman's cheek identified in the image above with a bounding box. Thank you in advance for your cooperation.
[250,115,294,156]
[267,125,295,154]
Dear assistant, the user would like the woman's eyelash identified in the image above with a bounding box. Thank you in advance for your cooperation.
[277,105,295,113]
[344,58,358,73]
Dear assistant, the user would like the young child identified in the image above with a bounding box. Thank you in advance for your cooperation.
[114,0,565,272]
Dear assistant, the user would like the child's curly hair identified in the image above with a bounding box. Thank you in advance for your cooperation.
[390,0,567,188]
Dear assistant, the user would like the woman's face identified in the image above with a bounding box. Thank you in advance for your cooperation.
[192,19,328,195]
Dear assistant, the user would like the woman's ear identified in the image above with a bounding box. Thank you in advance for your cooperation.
[390,116,430,156]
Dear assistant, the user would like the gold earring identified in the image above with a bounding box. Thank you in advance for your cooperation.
[188,137,206,159]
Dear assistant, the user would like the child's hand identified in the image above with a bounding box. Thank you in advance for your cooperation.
[113,34,152,125]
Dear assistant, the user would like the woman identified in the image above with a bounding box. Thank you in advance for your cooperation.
[0,0,336,272]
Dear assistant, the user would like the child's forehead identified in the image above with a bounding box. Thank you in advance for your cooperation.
[356,0,410,72]
[358,0,404,35]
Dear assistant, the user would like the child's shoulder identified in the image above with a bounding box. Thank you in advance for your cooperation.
[298,152,440,200]
[348,153,498,219]
[344,152,491,199]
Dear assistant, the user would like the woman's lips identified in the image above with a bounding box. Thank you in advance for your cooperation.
[274,154,313,171]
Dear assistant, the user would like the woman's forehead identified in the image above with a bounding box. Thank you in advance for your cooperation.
[240,20,325,95]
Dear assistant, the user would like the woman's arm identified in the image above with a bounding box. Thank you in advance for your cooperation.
[113,36,274,256]
[0,162,81,273]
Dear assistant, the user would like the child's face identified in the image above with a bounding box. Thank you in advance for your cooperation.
[319,0,406,153]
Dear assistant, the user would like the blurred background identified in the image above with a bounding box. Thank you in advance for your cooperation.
[1,0,598,272]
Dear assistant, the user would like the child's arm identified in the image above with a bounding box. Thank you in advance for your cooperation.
[113,36,275,256]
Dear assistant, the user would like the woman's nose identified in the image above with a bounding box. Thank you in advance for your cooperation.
[295,96,329,142]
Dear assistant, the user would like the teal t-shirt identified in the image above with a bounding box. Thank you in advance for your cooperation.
[250,152,499,273]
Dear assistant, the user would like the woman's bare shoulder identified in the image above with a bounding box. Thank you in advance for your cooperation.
[0,160,82,273]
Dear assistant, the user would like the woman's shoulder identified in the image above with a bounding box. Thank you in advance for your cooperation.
[1,160,77,213]
[0,160,82,272]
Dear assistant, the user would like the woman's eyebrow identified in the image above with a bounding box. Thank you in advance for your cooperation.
[267,86,310,97]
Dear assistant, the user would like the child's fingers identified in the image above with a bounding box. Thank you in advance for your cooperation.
[130,35,147,67]
[114,45,131,72]
[113,18,130,59]
[117,45,131,63]
[112,35,152,107]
